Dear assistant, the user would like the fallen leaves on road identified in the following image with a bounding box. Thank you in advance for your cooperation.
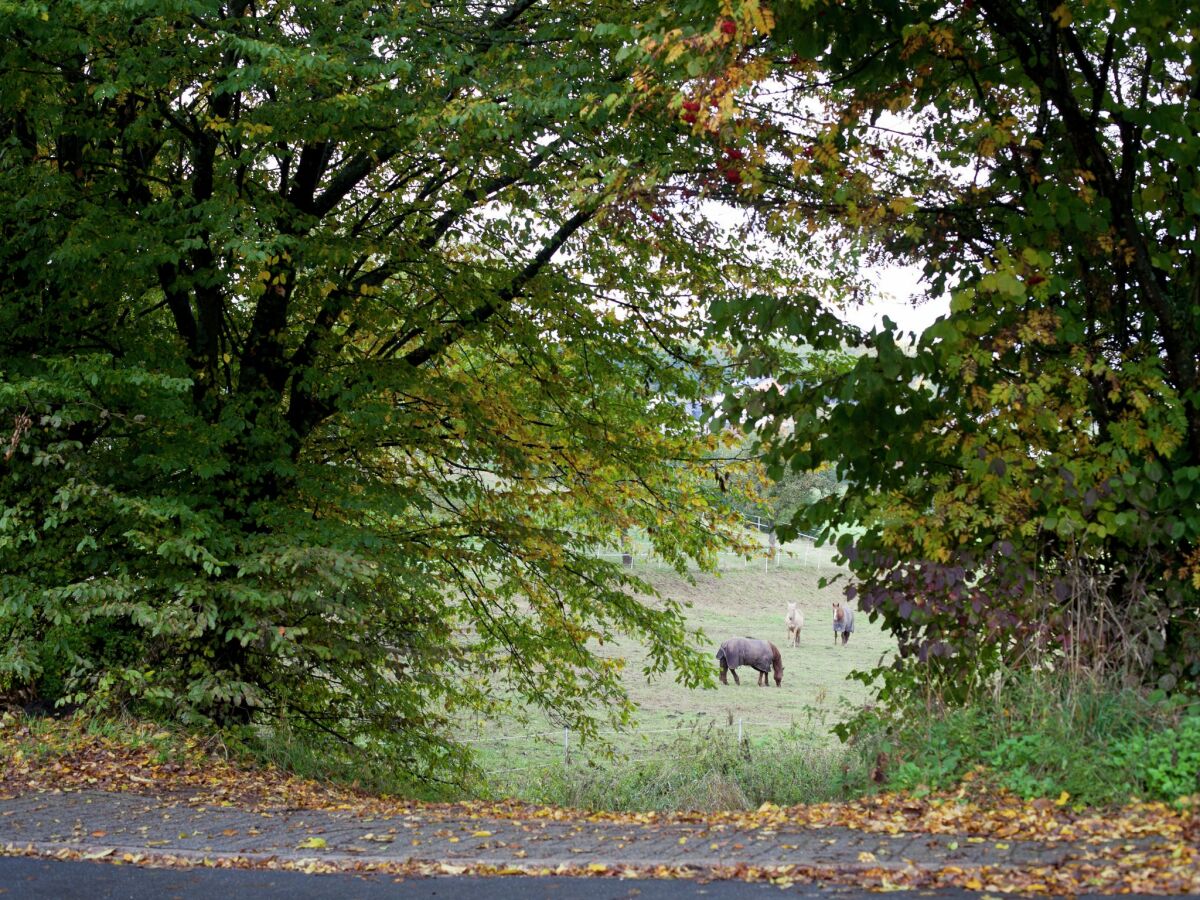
[6,842,1200,896]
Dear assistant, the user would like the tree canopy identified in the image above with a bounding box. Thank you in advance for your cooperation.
[6,0,1198,778]
[708,0,1200,701]
[0,0,778,780]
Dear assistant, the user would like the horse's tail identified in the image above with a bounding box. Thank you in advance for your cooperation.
[715,646,726,664]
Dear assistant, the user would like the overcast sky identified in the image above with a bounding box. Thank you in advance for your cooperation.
[842,263,949,339]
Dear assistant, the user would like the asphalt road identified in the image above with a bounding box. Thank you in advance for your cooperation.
[0,856,954,899]
[3,857,1194,900]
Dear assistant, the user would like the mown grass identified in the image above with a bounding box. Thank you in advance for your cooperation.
[465,551,896,796]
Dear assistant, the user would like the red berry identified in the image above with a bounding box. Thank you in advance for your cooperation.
[682,111,697,124]
[682,100,701,112]
[720,19,736,35]
[724,148,744,160]
[1027,274,1046,286]
[724,168,742,184]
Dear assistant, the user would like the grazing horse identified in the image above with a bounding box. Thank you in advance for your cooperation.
[832,601,855,645]
[785,602,804,647]
[716,637,783,687]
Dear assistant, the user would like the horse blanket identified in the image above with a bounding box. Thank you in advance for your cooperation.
[716,637,775,673]
[834,605,855,635]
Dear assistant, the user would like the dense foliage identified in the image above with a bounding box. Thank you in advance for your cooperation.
[0,0,777,779]
[869,670,1200,805]
[6,0,1198,782]
[707,0,1200,699]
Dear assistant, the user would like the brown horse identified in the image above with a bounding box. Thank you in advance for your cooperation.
[716,637,783,687]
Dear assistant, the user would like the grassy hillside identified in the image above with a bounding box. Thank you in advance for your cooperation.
[471,544,896,803]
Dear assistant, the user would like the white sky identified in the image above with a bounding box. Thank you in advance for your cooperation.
[842,263,949,339]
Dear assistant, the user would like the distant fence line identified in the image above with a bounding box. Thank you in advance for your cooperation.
[570,516,836,574]
[595,537,836,574]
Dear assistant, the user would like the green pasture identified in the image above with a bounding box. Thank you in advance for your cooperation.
[473,538,896,790]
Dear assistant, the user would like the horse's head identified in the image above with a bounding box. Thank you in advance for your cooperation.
[770,642,783,686]
[833,602,844,625]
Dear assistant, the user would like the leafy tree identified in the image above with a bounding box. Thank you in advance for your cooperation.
[0,0,768,779]
[706,0,1200,699]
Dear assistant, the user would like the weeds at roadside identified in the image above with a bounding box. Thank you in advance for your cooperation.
[855,668,1200,806]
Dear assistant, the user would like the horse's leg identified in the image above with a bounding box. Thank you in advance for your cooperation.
[720,661,729,685]
[731,668,740,685]
[842,632,849,645]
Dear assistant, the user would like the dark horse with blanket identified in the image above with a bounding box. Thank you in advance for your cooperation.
[716,637,783,687]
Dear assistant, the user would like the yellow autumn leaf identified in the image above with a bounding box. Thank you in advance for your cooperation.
[296,836,327,849]
[1051,3,1072,26]
[1056,790,1071,806]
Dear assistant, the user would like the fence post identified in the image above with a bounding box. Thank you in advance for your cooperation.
[563,727,570,763]
[737,718,743,743]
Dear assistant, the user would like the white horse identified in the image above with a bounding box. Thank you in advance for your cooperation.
[785,602,804,647]
[833,600,855,645]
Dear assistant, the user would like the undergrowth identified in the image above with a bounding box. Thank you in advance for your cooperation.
[860,668,1200,806]
[232,721,452,801]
